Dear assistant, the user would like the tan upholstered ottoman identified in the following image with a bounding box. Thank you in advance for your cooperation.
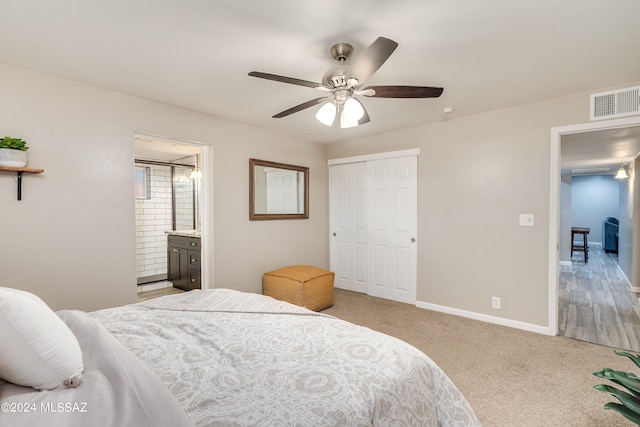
[263,265,335,311]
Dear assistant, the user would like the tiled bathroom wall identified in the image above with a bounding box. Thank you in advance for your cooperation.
[135,164,172,282]
[174,166,195,230]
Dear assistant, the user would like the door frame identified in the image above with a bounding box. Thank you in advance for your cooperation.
[328,148,420,167]
[548,116,640,335]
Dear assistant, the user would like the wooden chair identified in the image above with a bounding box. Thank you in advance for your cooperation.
[571,227,590,262]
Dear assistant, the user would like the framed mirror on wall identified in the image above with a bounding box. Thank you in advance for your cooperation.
[249,158,309,220]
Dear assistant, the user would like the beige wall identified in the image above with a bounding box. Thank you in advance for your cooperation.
[0,63,329,311]
[2,59,638,331]
[326,88,633,327]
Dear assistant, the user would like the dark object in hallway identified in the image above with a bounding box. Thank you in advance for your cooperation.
[571,227,590,262]
[603,217,619,254]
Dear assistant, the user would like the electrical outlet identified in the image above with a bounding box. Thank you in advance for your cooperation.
[492,296,501,309]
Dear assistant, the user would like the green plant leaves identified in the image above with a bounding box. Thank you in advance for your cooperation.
[594,384,640,414]
[0,136,28,151]
[594,351,640,426]
[594,368,640,397]
[616,350,640,370]
[603,402,640,425]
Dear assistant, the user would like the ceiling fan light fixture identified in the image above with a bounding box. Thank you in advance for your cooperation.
[615,164,629,180]
[315,102,336,126]
[343,97,365,122]
[340,114,359,128]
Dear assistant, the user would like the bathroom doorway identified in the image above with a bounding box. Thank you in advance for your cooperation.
[133,134,205,292]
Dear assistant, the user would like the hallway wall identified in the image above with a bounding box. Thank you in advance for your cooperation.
[559,175,572,263]
[570,175,621,244]
[619,159,639,290]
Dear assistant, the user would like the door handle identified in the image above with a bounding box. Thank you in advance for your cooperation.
[411,237,416,243]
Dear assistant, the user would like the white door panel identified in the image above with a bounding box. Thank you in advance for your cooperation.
[366,156,417,304]
[330,162,368,293]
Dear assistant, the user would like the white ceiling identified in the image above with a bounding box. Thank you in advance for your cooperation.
[561,125,640,175]
[134,135,201,163]
[1,0,640,169]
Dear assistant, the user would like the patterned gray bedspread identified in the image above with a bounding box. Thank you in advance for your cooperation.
[91,289,480,426]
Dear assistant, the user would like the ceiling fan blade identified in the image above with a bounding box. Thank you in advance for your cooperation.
[249,71,328,90]
[362,85,444,98]
[347,37,398,86]
[272,97,327,118]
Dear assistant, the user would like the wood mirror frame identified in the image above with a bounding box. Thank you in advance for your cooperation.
[249,158,309,220]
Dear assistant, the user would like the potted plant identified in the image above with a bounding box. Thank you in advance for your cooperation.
[593,350,640,425]
[0,136,29,167]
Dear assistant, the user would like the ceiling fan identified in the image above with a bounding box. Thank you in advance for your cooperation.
[248,37,444,128]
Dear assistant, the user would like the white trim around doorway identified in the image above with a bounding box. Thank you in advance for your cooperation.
[548,116,640,336]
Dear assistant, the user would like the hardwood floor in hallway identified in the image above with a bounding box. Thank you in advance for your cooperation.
[559,245,640,351]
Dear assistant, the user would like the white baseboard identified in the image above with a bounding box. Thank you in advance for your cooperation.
[137,281,173,294]
[617,264,640,293]
[415,300,555,336]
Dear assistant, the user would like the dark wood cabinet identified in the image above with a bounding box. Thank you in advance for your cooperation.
[167,234,201,291]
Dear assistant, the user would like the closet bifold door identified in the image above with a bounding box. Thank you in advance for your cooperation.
[329,161,368,294]
[365,156,417,305]
[329,153,417,304]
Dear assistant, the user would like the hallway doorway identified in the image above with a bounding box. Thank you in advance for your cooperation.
[549,117,640,344]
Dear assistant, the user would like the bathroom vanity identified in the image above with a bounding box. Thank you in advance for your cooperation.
[166,231,201,291]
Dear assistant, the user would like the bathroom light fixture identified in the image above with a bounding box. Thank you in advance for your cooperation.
[190,155,202,179]
[615,164,628,180]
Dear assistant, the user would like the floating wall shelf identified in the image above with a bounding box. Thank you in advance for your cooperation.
[0,166,44,201]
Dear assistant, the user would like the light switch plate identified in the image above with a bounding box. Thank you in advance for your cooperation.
[519,213,534,226]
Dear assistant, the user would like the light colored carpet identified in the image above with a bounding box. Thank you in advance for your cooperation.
[322,288,634,427]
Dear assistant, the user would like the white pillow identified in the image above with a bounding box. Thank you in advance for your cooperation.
[0,287,84,390]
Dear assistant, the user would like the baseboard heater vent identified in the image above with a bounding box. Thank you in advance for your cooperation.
[590,86,640,121]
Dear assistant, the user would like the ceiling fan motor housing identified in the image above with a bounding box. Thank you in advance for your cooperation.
[322,65,350,89]
[330,43,353,62]
[323,43,358,90]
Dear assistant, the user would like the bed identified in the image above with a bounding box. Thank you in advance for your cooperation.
[0,287,480,426]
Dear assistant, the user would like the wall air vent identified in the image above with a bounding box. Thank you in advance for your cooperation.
[590,86,640,121]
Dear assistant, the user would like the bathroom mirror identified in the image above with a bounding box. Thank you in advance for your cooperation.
[249,158,309,220]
